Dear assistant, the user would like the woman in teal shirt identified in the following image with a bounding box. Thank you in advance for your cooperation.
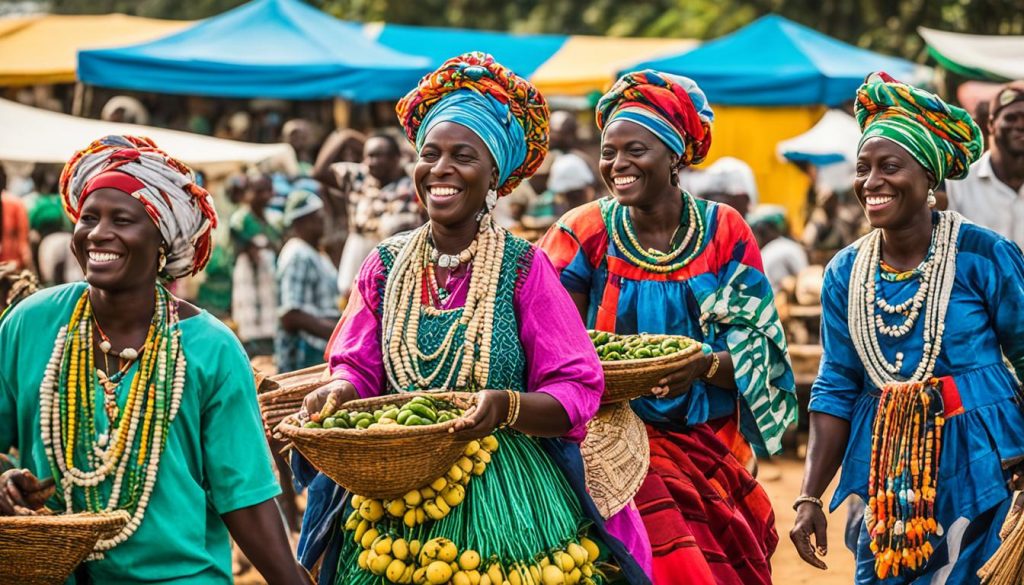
[0,135,310,584]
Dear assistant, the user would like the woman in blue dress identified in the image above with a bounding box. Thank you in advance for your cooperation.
[791,72,1024,584]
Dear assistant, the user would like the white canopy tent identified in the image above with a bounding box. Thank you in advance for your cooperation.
[0,98,296,176]
[776,109,861,165]
[919,27,1024,80]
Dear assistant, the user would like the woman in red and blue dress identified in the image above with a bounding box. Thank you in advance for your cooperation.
[539,70,797,585]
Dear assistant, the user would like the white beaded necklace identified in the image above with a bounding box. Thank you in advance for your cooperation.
[849,211,961,389]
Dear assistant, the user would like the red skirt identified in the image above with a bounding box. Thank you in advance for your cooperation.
[636,423,777,585]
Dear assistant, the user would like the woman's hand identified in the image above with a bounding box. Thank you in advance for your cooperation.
[651,351,713,399]
[0,469,56,516]
[449,390,511,440]
[300,379,357,422]
[790,501,829,570]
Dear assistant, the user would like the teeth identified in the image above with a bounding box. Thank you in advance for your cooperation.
[866,195,895,206]
[614,176,638,186]
[430,187,460,197]
[88,251,122,263]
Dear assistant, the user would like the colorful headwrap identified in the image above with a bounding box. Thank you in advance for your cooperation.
[59,135,218,280]
[395,52,549,198]
[856,72,983,184]
[596,70,714,168]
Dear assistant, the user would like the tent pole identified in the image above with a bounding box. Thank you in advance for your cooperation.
[72,82,85,117]
[333,98,351,130]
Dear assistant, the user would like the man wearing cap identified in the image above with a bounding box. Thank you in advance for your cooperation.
[275,189,340,375]
[947,81,1024,247]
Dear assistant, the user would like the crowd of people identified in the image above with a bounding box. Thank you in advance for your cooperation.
[1,47,1024,585]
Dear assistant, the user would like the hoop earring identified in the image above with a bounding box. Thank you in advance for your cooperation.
[927,188,937,208]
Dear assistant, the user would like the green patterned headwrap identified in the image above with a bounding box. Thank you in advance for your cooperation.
[855,72,982,185]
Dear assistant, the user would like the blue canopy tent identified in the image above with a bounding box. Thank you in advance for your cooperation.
[371,24,568,80]
[630,14,918,106]
[77,0,431,101]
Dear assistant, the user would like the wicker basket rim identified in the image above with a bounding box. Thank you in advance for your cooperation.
[599,339,702,368]
[0,510,130,528]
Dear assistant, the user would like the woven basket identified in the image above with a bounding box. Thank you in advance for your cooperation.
[581,402,650,519]
[257,363,330,435]
[598,334,702,404]
[0,510,130,585]
[275,391,476,499]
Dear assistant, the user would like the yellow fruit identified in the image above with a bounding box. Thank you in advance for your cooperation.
[464,440,481,457]
[351,494,365,508]
[554,551,574,572]
[410,539,422,557]
[581,564,593,577]
[357,549,370,570]
[401,565,416,585]
[567,543,588,567]
[369,552,392,576]
[424,501,446,521]
[459,549,481,571]
[480,575,492,585]
[580,538,600,564]
[392,538,410,561]
[468,569,482,585]
[426,560,454,585]
[360,498,385,522]
[448,465,464,483]
[473,461,487,476]
[387,558,408,582]
[360,527,380,549]
[374,535,393,555]
[416,508,427,525]
[539,558,550,568]
[452,562,461,576]
[454,571,472,585]
[420,487,437,499]
[403,489,423,507]
[541,565,565,585]
[457,456,474,473]
[413,567,428,585]
[529,565,542,582]
[353,519,370,544]
[404,508,418,528]
[387,498,407,517]
[487,563,504,583]
[344,509,361,531]
[422,538,443,560]
[444,484,466,507]
[438,538,459,563]
[431,476,448,491]
[481,435,499,452]
[508,569,522,585]
[435,497,451,515]
[475,450,492,464]
[566,568,581,585]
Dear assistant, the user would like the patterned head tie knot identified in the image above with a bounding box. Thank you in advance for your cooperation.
[856,72,983,185]
[59,135,218,280]
[395,52,550,198]
[597,70,715,169]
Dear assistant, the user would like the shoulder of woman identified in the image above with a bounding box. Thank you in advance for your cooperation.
[955,217,1016,258]
[3,282,85,325]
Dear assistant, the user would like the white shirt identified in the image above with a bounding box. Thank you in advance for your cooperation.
[760,237,808,293]
[947,152,1024,248]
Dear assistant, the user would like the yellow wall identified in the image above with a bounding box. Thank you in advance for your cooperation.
[699,104,825,231]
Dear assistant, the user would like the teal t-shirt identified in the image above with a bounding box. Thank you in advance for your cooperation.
[0,283,282,583]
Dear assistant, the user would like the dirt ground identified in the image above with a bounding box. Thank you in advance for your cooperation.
[238,456,856,584]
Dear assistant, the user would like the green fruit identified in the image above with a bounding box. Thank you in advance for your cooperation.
[604,351,621,361]
[356,418,372,429]
[397,410,414,425]
[303,421,322,429]
[323,417,338,429]
[405,415,427,426]
[634,348,653,359]
[409,396,435,407]
[382,407,401,420]
[407,403,438,423]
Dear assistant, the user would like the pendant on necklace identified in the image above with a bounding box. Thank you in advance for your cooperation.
[97,369,118,394]
[437,287,449,301]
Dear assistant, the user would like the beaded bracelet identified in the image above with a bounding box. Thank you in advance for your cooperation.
[501,389,521,429]
[792,495,823,511]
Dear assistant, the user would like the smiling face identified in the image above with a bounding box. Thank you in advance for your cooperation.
[413,122,494,230]
[991,101,1024,157]
[72,188,162,291]
[854,137,934,230]
[599,120,677,207]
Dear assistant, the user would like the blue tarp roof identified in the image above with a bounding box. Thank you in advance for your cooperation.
[631,15,918,106]
[373,24,568,79]
[77,0,431,101]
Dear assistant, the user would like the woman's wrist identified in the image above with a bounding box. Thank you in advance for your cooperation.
[793,494,824,511]
[702,352,721,380]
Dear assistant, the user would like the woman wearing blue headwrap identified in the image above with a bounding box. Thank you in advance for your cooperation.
[291,53,653,585]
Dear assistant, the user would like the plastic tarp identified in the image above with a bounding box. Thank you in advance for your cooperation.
[530,35,696,96]
[77,0,431,101]
[776,109,860,165]
[370,23,568,80]
[0,98,295,175]
[919,27,1024,81]
[0,14,189,86]
[630,15,918,106]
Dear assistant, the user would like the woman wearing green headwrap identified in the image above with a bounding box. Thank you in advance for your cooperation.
[791,72,1024,584]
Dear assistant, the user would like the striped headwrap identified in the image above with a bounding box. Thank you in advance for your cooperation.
[59,135,218,280]
[597,70,714,168]
[395,52,549,198]
[856,72,983,184]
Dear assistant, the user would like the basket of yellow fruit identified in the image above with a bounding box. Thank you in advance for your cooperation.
[276,391,478,499]
[589,330,702,404]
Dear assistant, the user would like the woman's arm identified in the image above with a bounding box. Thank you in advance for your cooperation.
[790,413,850,570]
[223,500,313,585]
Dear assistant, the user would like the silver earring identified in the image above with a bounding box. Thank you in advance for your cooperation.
[927,188,936,208]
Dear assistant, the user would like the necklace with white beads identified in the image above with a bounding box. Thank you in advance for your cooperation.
[849,211,961,388]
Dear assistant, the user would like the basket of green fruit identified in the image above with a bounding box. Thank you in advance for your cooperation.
[275,391,476,499]
[589,331,702,404]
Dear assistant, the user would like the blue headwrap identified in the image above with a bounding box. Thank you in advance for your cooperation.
[416,89,527,189]
[607,106,686,155]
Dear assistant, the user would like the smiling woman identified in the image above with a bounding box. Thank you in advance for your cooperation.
[0,135,312,584]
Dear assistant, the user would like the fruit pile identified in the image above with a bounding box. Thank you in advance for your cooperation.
[355,533,603,585]
[304,395,462,429]
[589,331,694,362]
[345,436,498,530]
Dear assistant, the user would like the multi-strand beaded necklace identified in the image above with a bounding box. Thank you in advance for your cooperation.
[382,215,504,391]
[606,190,706,273]
[39,285,184,557]
[849,211,961,579]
